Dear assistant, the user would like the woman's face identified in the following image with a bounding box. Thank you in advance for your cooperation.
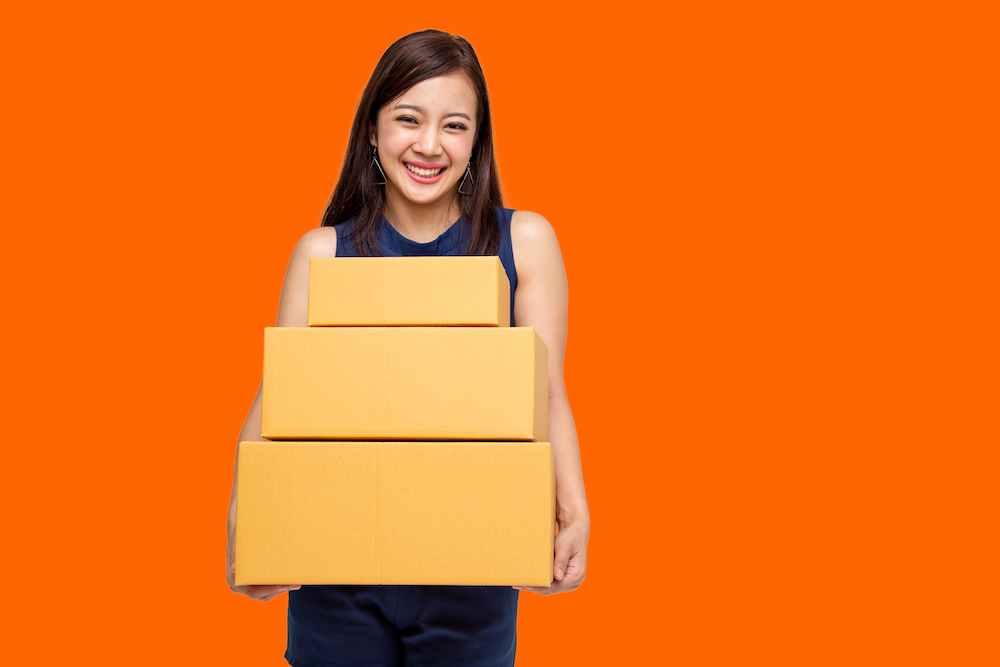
[372,73,478,212]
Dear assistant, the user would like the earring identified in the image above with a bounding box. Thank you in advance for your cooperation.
[458,161,474,195]
[371,145,387,185]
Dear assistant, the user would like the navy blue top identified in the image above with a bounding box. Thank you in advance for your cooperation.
[335,207,519,326]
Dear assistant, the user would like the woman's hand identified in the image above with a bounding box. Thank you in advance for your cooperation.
[514,518,589,595]
[227,529,301,602]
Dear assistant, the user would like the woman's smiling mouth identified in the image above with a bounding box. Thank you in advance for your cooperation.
[405,162,446,183]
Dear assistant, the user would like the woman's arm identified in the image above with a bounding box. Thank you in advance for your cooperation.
[509,211,590,594]
[226,226,339,601]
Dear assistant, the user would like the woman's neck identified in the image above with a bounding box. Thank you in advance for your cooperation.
[383,189,462,244]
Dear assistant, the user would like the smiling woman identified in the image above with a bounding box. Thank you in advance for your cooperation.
[226,29,590,667]
[319,30,505,257]
[372,73,477,232]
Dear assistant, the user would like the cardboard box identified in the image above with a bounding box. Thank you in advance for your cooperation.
[235,441,555,586]
[308,256,510,327]
[262,327,548,441]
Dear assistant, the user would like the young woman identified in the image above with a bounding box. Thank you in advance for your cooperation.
[226,29,589,667]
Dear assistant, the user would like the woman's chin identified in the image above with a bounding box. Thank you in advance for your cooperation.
[393,183,456,207]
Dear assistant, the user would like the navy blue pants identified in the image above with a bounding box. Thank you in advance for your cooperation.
[285,586,519,667]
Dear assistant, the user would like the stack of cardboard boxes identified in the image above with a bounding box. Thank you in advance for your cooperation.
[235,257,554,587]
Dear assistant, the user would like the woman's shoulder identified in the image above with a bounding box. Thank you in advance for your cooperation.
[510,210,559,251]
[293,225,339,258]
[510,209,556,239]
[509,210,562,275]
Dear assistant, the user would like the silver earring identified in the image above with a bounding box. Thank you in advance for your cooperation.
[371,145,386,185]
[458,161,474,195]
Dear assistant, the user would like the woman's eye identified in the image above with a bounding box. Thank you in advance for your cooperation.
[447,123,468,131]
[396,116,417,124]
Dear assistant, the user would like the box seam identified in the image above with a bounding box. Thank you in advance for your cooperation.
[375,443,382,581]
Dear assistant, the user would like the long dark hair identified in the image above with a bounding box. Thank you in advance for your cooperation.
[320,30,503,257]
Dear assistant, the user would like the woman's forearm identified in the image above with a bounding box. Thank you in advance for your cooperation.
[548,390,589,528]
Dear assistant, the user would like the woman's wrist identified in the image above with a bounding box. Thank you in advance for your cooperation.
[556,498,590,530]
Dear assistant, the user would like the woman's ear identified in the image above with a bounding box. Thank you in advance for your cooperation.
[369,122,377,148]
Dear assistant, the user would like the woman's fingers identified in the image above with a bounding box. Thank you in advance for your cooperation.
[512,585,547,593]
[558,550,585,592]
[257,587,285,602]
[515,567,583,595]
[252,585,301,600]
[253,587,280,602]
[513,524,587,595]
[236,584,301,601]
[552,529,575,582]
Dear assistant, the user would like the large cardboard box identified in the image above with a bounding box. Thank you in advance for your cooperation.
[262,327,548,441]
[235,441,555,586]
[308,256,510,327]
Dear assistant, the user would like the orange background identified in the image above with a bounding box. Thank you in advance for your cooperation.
[3,2,996,665]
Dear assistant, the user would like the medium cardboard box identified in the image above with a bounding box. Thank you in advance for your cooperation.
[308,256,510,327]
[262,327,548,441]
[234,441,555,586]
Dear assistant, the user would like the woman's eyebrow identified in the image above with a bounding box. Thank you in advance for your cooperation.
[392,104,471,121]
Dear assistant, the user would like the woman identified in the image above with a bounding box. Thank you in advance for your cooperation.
[226,29,589,666]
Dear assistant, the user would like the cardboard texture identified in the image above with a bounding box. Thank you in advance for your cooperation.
[235,441,555,586]
[308,256,510,327]
[262,327,548,441]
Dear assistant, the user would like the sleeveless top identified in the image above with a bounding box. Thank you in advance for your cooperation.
[334,207,519,326]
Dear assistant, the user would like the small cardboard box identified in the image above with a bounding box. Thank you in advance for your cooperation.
[308,256,510,327]
[234,441,555,586]
[262,327,547,441]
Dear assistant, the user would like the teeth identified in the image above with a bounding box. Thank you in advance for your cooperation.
[406,163,443,177]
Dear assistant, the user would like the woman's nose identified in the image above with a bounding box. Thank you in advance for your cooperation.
[414,126,442,156]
